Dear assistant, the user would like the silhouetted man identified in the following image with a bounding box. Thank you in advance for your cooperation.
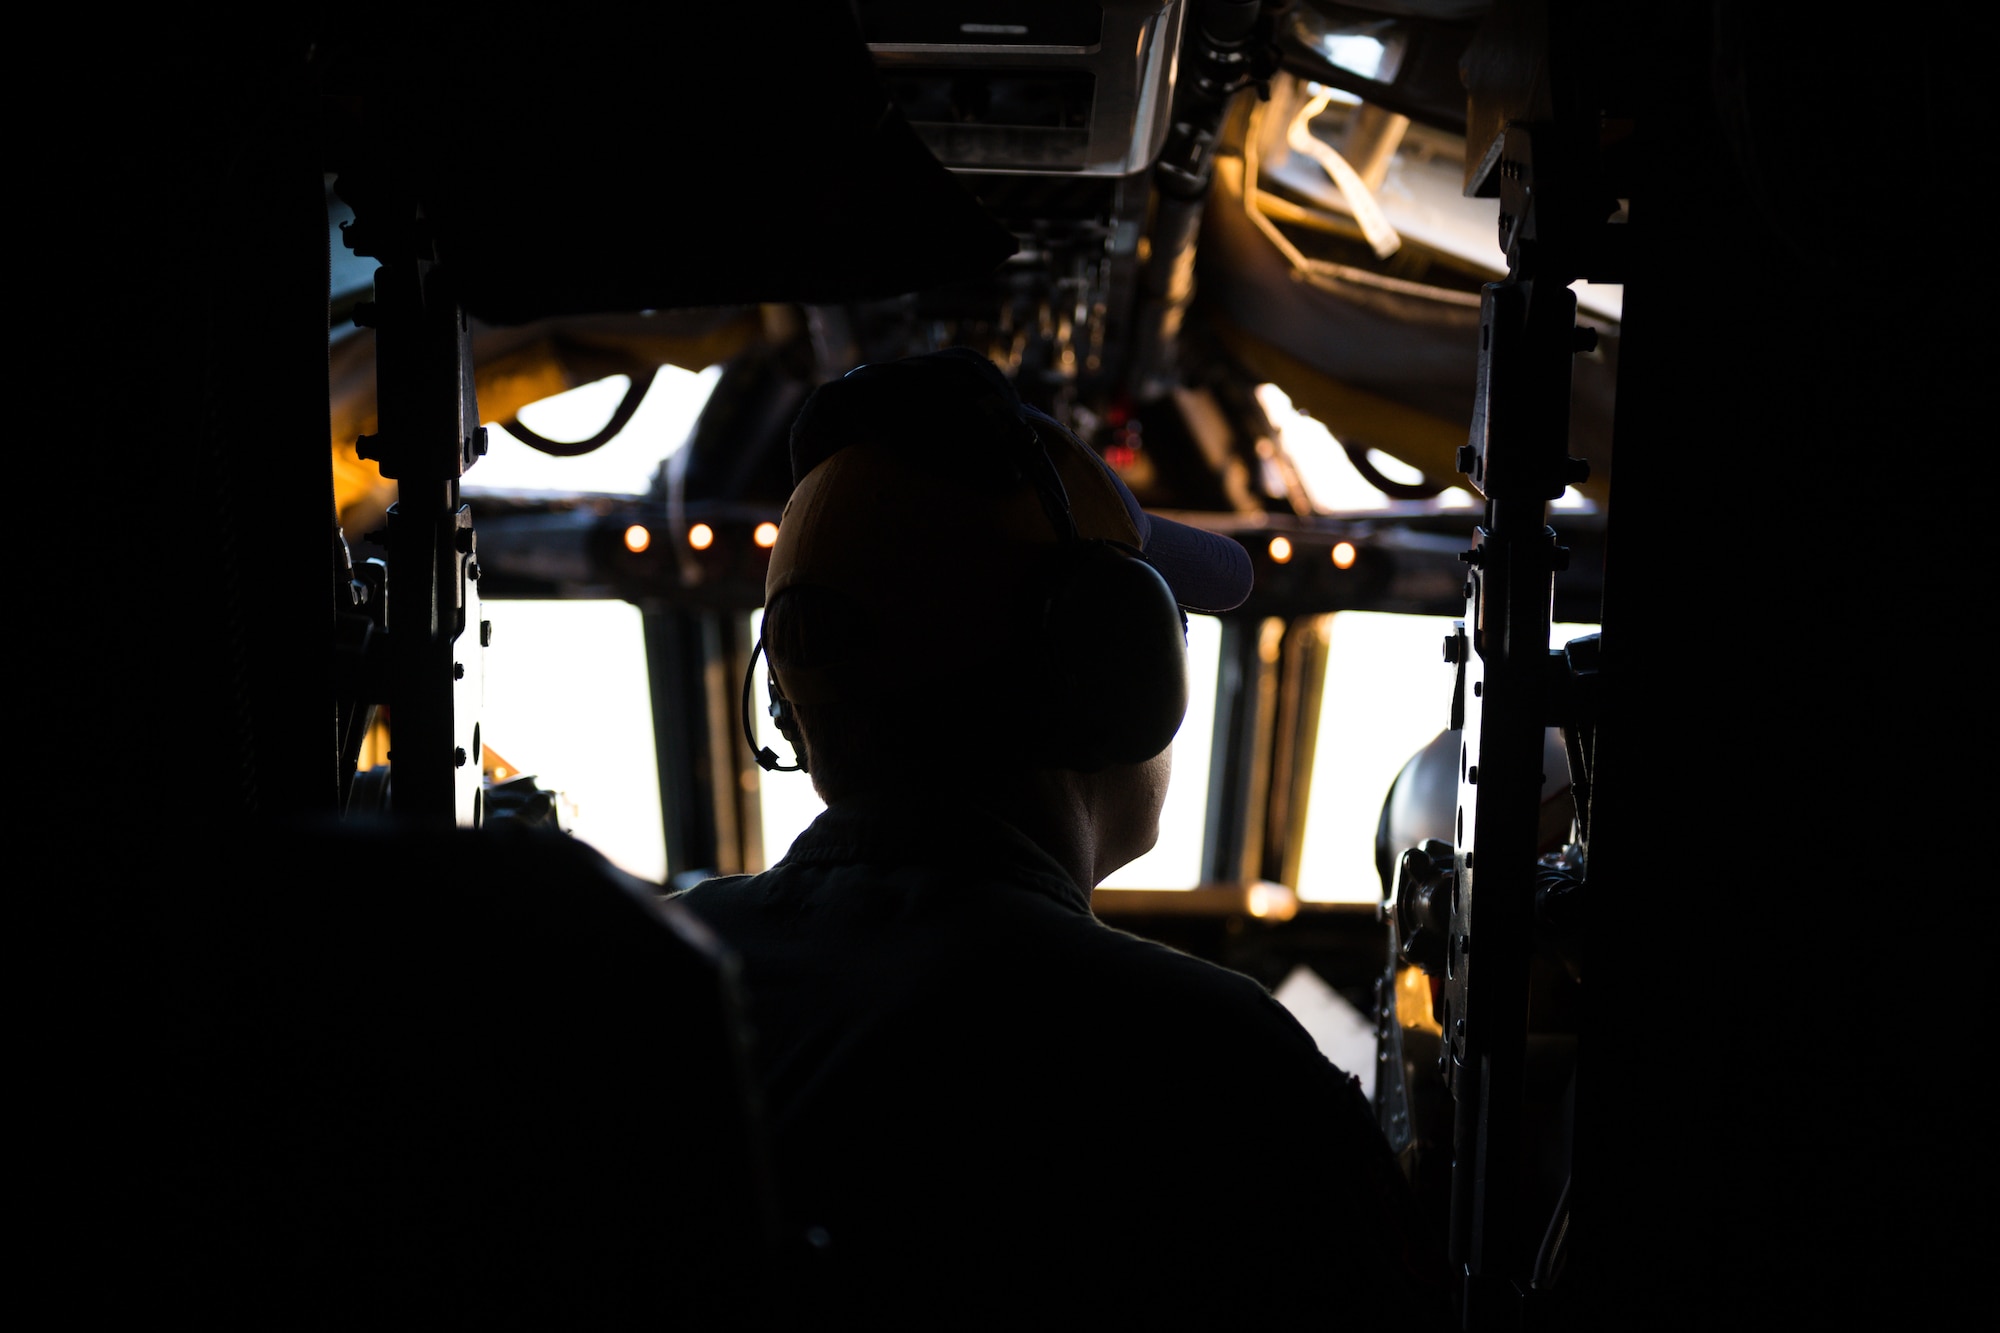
[680,350,1442,1326]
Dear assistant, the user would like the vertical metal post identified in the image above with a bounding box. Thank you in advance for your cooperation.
[644,607,763,885]
[343,198,486,825]
[644,608,713,882]
[1444,117,1603,1323]
[1203,616,1286,885]
[1267,614,1333,891]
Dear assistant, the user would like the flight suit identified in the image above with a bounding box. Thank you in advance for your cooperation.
[681,793,1447,1327]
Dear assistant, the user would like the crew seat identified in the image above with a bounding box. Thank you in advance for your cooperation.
[155,820,773,1327]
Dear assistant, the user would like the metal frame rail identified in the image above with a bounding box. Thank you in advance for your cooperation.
[1446,10,1629,1322]
[338,178,487,826]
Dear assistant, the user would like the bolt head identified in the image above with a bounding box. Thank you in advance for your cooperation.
[480,619,493,647]
[452,662,466,680]
[454,747,468,768]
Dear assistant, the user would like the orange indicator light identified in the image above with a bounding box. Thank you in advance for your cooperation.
[1246,882,1298,921]
[623,524,651,554]
[1331,541,1357,569]
[1268,535,1293,564]
[753,521,779,549]
[688,523,715,551]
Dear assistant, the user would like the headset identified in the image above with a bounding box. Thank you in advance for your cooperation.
[741,399,1190,777]
[742,632,807,773]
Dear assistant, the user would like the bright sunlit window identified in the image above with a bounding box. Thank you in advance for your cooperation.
[461,362,720,883]
[1255,382,1478,512]
[752,609,1224,887]
[1102,613,1221,888]
[1294,613,1597,903]
[480,599,667,882]
[1309,34,1400,82]
[473,364,724,493]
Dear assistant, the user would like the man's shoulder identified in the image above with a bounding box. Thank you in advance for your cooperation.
[665,872,760,923]
[1066,912,1278,1000]
[677,857,1338,1081]
[668,872,753,904]
[1065,919,1334,1060]
[684,863,1299,1011]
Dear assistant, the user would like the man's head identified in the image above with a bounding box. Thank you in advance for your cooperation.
[761,350,1252,816]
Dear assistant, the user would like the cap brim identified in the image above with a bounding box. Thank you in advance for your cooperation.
[1052,411,1253,614]
[1141,511,1254,614]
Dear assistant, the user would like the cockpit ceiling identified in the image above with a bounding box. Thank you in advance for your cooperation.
[865,1,1184,176]
[321,9,1015,325]
[324,1,1615,513]
[321,3,1500,316]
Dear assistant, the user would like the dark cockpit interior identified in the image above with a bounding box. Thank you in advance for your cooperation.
[50,2,1980,1326]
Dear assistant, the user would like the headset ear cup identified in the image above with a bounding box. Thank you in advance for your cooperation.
[1039,543,1189,771]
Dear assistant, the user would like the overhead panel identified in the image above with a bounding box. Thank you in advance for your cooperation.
[864,1,1185,175]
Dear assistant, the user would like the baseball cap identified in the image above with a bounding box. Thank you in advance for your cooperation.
[768,350,1254,626]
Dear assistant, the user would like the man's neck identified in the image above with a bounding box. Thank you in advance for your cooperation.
[976,772,1099,896]
[823,750,1166,895]
[830,772,1099,894]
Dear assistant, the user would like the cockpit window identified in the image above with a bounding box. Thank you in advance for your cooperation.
[1295,612,1598,903]
[471,365,723,493]
[1256,381,1478,513]
[1299,27,1403,85]
[1101,613,1222,889]
[481,599,667,881]
[463,363,725,882]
